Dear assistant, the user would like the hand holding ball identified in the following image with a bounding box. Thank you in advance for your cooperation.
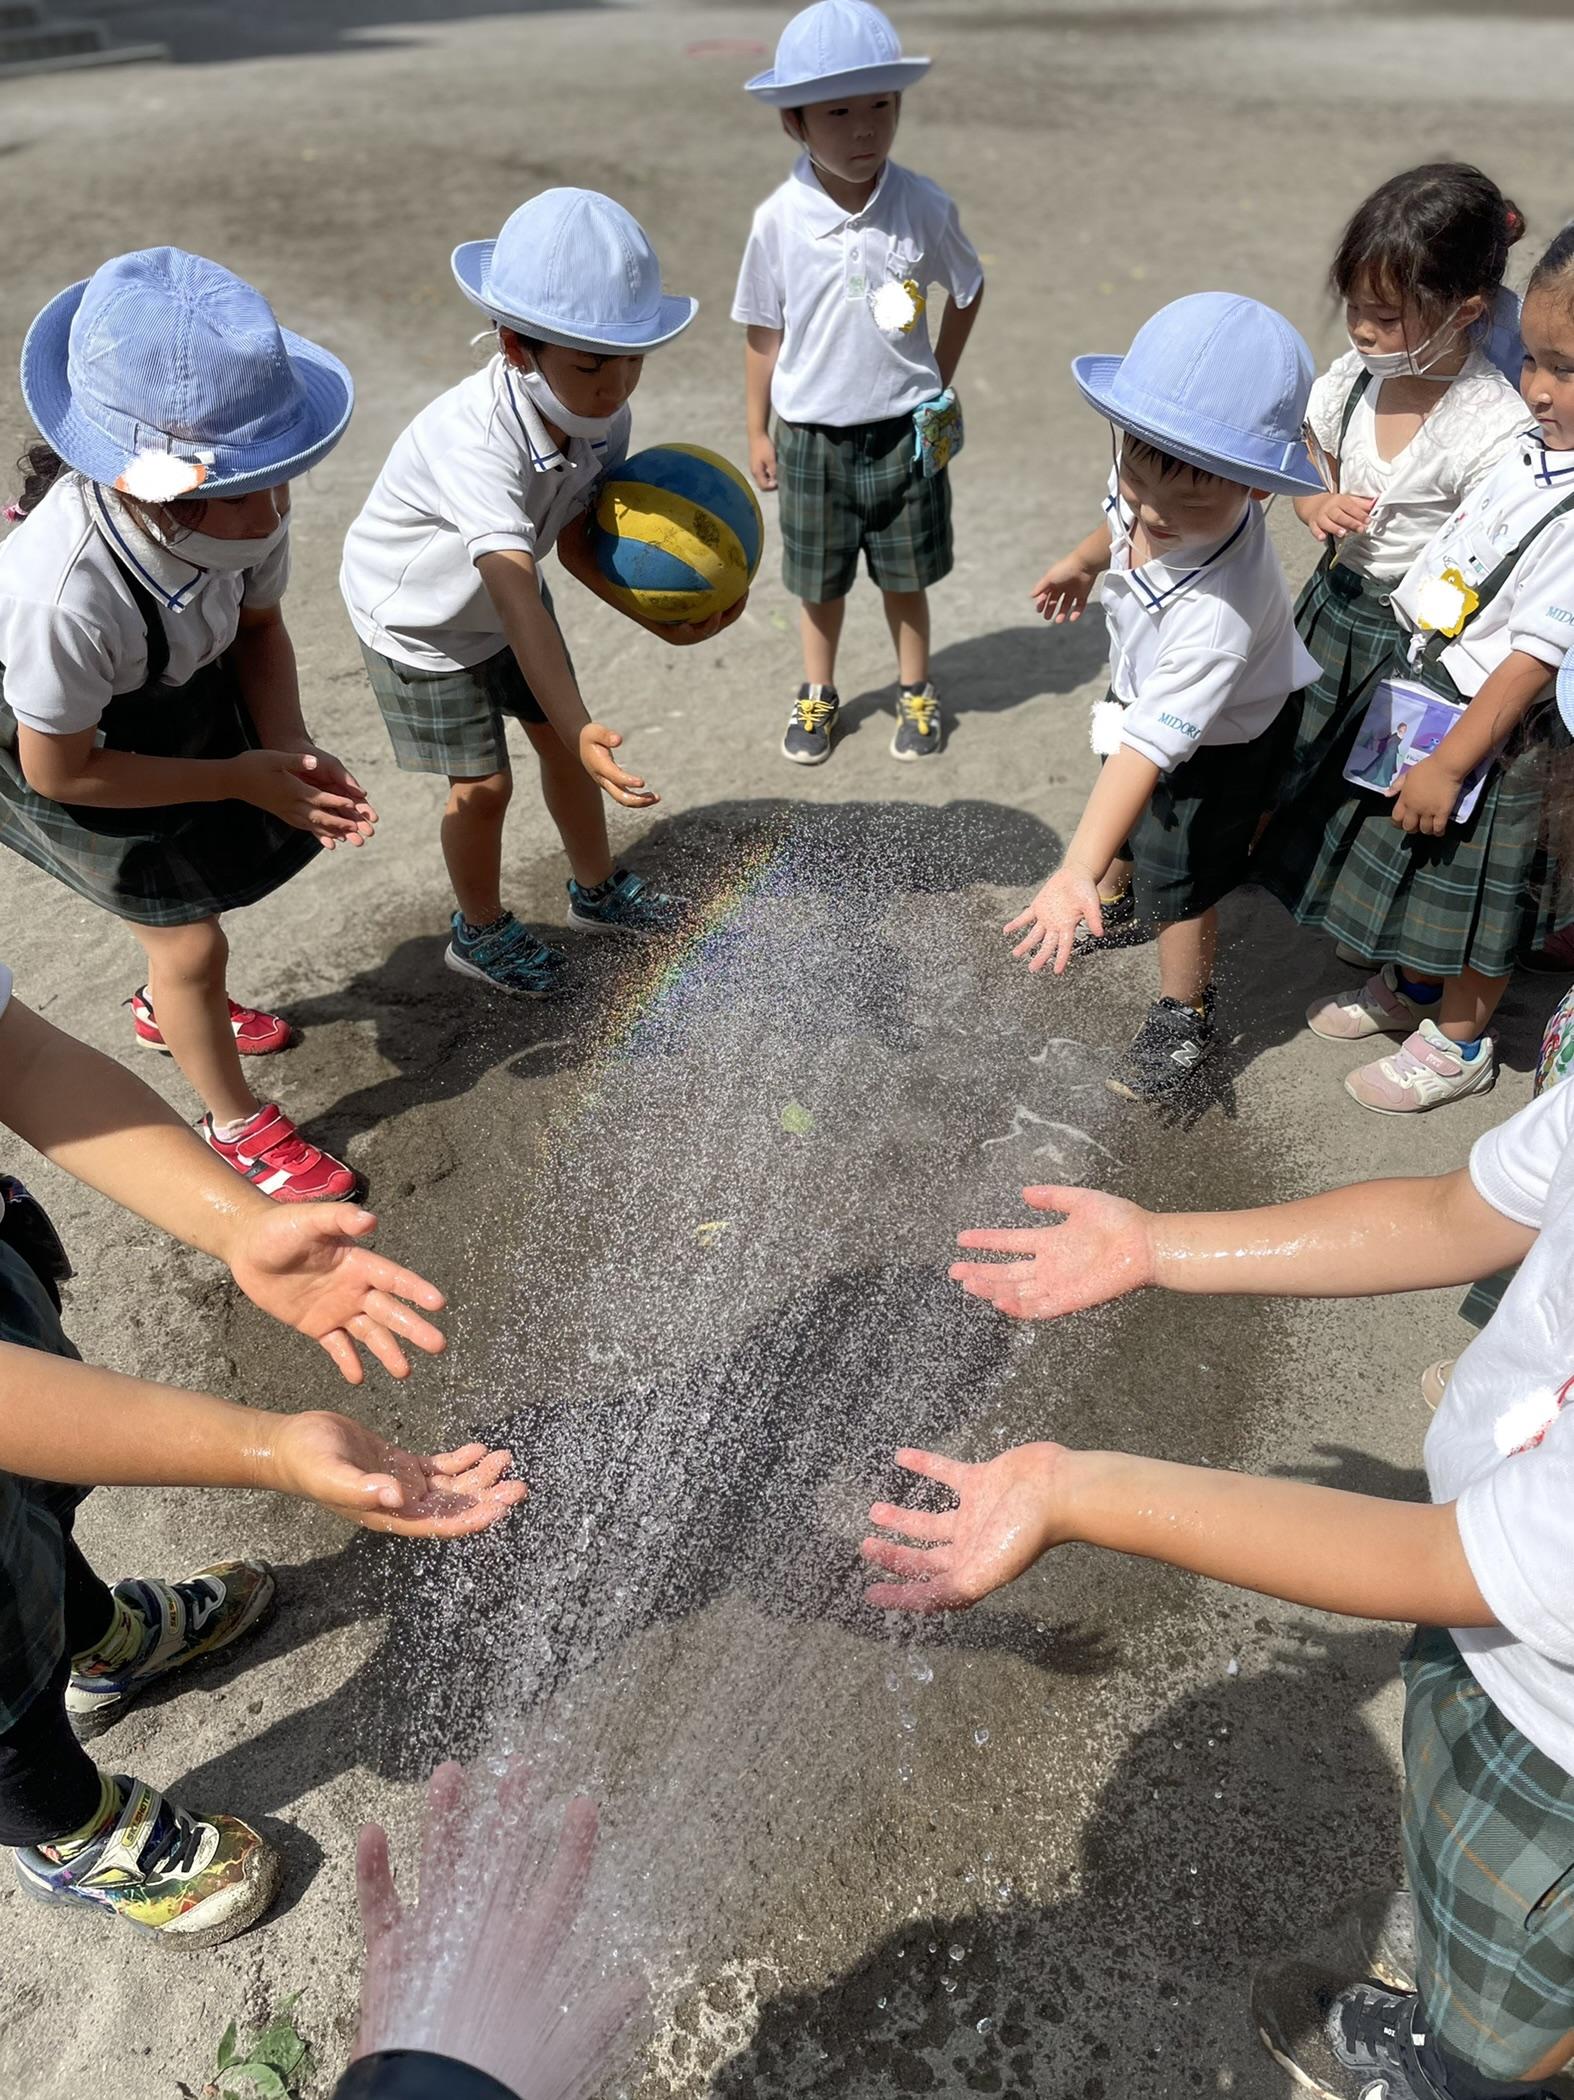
[586,444,764,628]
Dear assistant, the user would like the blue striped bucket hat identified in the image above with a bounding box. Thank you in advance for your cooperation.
[745,0,930,106]
[21,247,353,501]
[453,189,697,355]
[1072,292,1322,498]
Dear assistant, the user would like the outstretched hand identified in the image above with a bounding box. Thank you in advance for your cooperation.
[950,1184,1155,1320]
[1004,868,1103,975]
[271,1412,526,1537]
[580,721,658,808]
[224,1204,447,1384]
[862,1443,1069,1610]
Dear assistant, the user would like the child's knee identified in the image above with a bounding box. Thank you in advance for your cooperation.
[139,916,227,984]
[446,770,513,821]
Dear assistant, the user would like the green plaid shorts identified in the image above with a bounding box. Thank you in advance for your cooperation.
[361,585,572,779]
[775,412,953,603]
[1402,1627,1574,2082]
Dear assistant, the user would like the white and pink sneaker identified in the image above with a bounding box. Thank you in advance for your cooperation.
[1306,964,1428,1042]
[1344,1019,1496,1114]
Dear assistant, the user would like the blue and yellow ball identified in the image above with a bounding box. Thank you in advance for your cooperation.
[587,443,763,625]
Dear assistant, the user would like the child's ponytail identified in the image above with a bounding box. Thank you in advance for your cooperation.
[1331,162,1522,326]
[7,440,68,523]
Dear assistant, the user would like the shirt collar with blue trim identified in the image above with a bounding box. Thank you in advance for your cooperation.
[89,486,215,612]
[1520,427,1574,488]
[1103,478,1257,614]
[789,152,895,237]
[496,360,612,477]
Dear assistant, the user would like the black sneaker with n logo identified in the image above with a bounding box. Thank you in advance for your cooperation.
[782,684,840,766]
[1107,988,1216,1101]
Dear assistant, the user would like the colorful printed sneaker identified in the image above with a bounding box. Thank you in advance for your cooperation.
[1306,963,1427,1042]
[130,986,294,1057]
[1107,990,1216,1102]
[1252,1960,1437,2100]
[447,910,568,996]
[891,681,943,761]
[1070,885,1153,960]
[200,1103,363,1202]
[1345,1019,1496,1115]
[15,1776,280,1949]
[445,910,567,998]
[781,684,840,766]
[66,1561,276,1738]
[568,868,685,939]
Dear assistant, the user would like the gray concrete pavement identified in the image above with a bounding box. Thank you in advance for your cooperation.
[3,3,1574,2093]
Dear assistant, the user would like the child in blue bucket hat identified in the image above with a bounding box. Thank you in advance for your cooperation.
[342,188,735,1001]
[1009,292,1322,1101]
[0,247,370,1203]
[734,0,985,765]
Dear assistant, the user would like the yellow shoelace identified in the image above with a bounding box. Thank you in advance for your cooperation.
[898,688,939,736]
[793,694,836,731]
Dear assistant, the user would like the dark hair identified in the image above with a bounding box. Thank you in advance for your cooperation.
[1120,433,1232,488]
[497,325,612,373]
[1331,162,1524,324]
[1527,222,1574,314]
[12,439,66,518]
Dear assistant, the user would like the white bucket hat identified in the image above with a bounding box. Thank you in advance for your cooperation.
[1072,292,1322,499]
[744,0,930,107]
[452,188,697,355]
[21,247,353,501]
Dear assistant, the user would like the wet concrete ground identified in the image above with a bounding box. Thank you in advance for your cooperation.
[3,2,1574,2093]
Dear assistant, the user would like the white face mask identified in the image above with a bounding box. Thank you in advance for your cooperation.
[1348,307,1468,382]
[514,364,618,440]
[161,514,289,574]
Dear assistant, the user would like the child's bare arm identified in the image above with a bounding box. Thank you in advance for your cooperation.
[477,546,655,808]
[1390,649,1553,836]
[934,281,984,391]
[0,1342,525,1540]
[949,1168,1535,1321]
[744,326,783,492]
[1004,747,1158,974]
[863,1441,1492,1625]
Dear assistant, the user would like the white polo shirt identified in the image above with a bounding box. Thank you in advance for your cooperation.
[1098,480,1319,774]
[1304,348,1525,584]
[0,475,289,736]
[340,355,630,674]
[1426,1078,1574,1776]
[731,155,984,428]
[1391,433,1574,696]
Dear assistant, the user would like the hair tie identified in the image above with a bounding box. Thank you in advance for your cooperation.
[2,503,26,523]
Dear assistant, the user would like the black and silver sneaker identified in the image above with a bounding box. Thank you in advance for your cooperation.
[1253,1960,1452,2100]
[1107,987,1216,1101]
[891,680,942,761]
[782,684,840,765]
[1070,885,1154,959]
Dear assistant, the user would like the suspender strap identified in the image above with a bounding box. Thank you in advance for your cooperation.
[1337,368,1373,453]
[100,545,173,689]
[1418,489,1574,670]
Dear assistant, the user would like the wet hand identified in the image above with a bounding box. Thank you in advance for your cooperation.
[581,722,658,808]
[1031,556,1099,624]
[950,1184,1156,1320]
[1389,751,1461,836]
[1305,491,1374,543]
[862,1443,1070,1611]
[272,1412,526,1536]
[657,593,749,647]
[1004,868,1102,974]
[225,1204,447,1382]
[232,748,376,846]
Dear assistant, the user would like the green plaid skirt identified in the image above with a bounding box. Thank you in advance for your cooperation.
[1402,1627,1574,2082]
[1268,554,1404,821]
[0,1243,85,1735]
[775,412,952,603]
[0,659,320,928]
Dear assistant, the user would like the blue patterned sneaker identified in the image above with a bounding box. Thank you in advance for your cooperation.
[15,1775,280,1948]
[66,1561,276,1739]
[567,868,685,939]
[445,910,568,998]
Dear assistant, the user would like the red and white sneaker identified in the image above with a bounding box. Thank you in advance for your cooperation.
[200,1103,362,1203]
[130,987,294,1058]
